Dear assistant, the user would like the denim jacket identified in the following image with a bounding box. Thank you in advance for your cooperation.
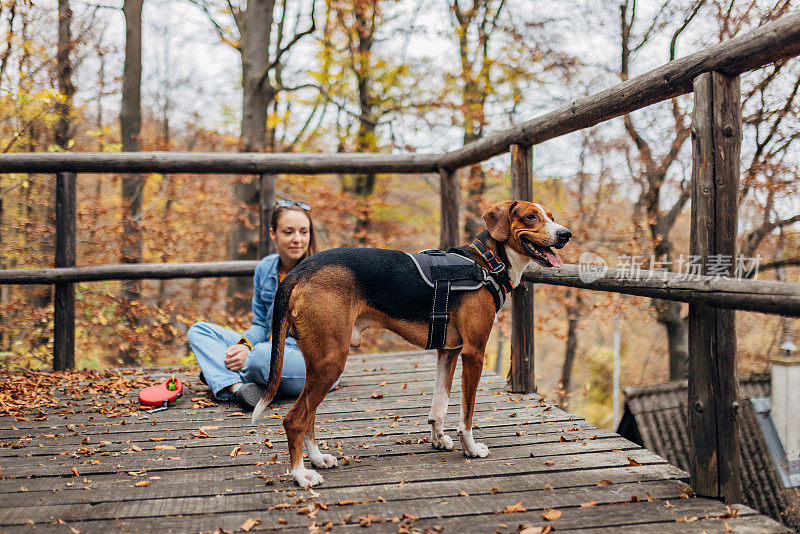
[238,254,280,348]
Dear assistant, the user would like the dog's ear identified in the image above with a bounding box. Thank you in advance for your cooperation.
[482,201,517,241]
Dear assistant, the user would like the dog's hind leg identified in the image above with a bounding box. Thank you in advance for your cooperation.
[458,346,489,458]
[304,415,338,469]
[428,348,459,450]
[284,362,343,487]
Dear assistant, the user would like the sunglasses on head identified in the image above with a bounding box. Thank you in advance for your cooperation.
[276,199,311,211]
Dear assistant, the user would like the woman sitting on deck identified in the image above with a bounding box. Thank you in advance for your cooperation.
[187,200,338,409]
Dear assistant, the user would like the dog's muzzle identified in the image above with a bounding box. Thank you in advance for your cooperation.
[554,227,572,249]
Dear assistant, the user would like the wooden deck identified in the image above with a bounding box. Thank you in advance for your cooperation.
[0,351,789,533]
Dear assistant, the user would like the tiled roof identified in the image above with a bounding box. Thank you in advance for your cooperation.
[618,374,800,531]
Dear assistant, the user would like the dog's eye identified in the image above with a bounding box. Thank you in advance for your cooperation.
[524,214,538,222]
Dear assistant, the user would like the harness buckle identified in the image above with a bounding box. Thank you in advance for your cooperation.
[429,312,450,323]
[489,262,505,274]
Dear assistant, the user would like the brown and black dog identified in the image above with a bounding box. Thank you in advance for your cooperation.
[251,200,571,487]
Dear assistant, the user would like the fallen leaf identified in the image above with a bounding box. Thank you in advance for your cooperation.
[240,518,261,532]
[597,480,613,486]
[130,445,142,452]
[338,500,357,506]
[665,501,675,508]
[70,527,81,534]
[228,412,244,417]
[133,481,150,487]
[580,501,597,507]
[520,526,552,534]
[542,509,562,521]
[154,445,177,450]
[230,446,242,457]
[627,457,642,466]
[71,467,79,477]
[149,437,167,442]
[459,491,469,497]
[503,502,525,513]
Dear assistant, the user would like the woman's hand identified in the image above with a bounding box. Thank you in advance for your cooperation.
[224,344,249,372]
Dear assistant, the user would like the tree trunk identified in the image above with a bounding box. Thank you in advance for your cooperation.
[352,3,377,242]
[656,299,688,379]
[119,0,144,365]
[55,0,74,149]
[559,292,582,408]
[227,0,276,312]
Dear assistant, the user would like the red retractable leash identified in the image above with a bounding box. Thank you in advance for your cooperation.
[138,376,183,413]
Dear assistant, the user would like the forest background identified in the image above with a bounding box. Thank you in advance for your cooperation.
[1,0,798,429]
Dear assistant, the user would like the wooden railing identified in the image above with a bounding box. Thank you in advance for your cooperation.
[3,11,800,506]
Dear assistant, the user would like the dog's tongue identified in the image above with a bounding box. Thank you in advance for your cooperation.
[543,247,562,268]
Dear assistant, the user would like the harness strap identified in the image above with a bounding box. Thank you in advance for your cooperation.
[426,280,451,350]
[470,238,514,295]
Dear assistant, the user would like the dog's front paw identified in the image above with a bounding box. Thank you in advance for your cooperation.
[432,432,455,451]
[462,441,489,458]
[310,453,338,469]
[291,466,324,487]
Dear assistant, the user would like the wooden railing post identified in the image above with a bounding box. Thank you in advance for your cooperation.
[54,171,76,370]
[258,173,276,258]
[509,144,535,393]
[688,71,742,503]
[439,168,459,250]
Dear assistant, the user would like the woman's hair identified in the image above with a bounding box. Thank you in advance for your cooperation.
[270,204,317,260]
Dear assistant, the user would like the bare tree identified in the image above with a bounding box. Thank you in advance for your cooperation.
[55,0,75,150]
[620,0,700,379]
[449,0,502,240]
[119,0,144,364]
[198,0,316,309]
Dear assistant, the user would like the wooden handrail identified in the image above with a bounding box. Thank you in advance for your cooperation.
[0,261,259,284]
[4,260,800,318]
[438,12,800,170]
[522,264,800,318]
[0,152,441,175]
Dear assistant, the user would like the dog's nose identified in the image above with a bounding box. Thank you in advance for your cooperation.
[556,228,572,242]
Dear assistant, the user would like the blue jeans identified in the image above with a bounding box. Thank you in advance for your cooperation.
[187,321,336,399]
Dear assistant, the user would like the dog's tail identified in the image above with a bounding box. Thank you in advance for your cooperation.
[252,275,296,424]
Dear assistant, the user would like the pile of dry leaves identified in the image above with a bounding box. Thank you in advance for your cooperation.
[0,368,161,418]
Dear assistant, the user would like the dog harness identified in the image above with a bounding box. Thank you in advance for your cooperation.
[406,242,512,350]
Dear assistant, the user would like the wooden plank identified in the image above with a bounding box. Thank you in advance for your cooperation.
[411,500,770,533]
[439,168,459,250]
[0,152,441,175]
[1,432,636,478]
[688,72,742,503]
[0,462,686,509]
[510,144,535,393]
[521,264,800,317]
[562,514,790,533]
[53,171,76,371]
[0,479,686,526]
[0,359,782,532]
[257,173,276,258]
[437,13,800,169]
